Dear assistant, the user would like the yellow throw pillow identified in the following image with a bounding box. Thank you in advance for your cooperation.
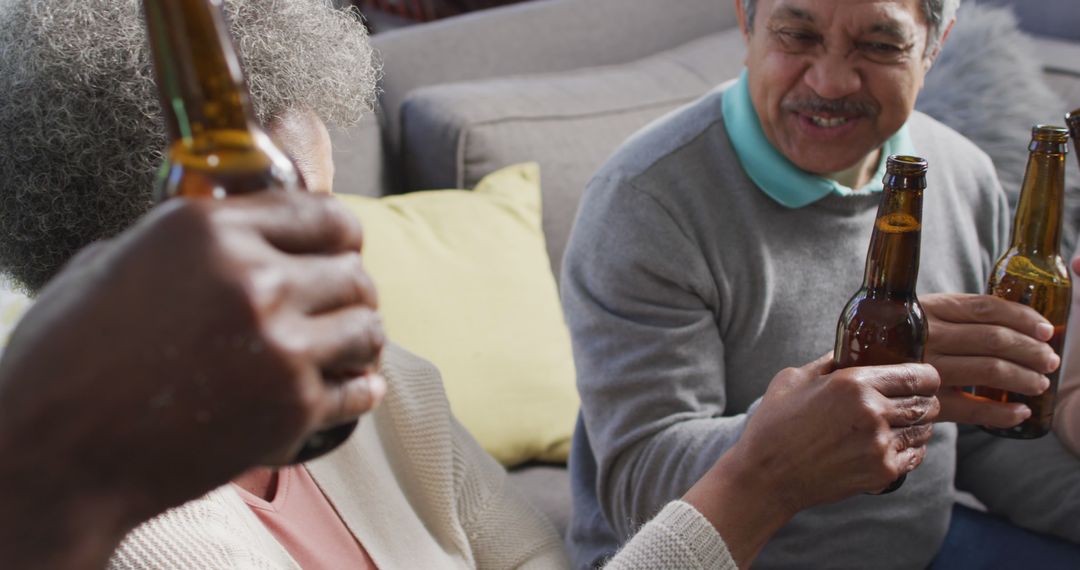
[0,287,31,352]
[338,163,578,466]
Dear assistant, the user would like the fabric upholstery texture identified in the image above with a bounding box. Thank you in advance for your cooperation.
[338,163,578,466]
[399,30,746,277]
[370,0,736,156]
[919,3,1070,200]
[918,3,1080,252]
[330,115,385,197]
[975,0,1080,42]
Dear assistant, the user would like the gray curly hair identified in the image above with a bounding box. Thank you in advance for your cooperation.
[0,0,379,293]
[741,0,961,52]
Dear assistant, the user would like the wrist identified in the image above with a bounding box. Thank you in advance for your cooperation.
[0,421,138,569]
[682,443,797,568]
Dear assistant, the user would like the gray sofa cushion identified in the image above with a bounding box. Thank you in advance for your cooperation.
[399,30,745,277]
[975,0,1080,42]
[918,3,1068,200]
[330,114,386,197]
[1032,36,1080,105]
[371,0,736,155]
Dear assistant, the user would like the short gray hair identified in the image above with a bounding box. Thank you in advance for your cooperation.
[0,0,380,293]
[741,0,960,51]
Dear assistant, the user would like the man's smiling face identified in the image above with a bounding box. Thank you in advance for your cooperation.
[741,0,935,177]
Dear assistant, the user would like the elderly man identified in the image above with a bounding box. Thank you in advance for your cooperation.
[0,1,952,568]
[563,0,1080,568]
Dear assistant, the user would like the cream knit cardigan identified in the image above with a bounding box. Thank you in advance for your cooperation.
[108,345,735,569]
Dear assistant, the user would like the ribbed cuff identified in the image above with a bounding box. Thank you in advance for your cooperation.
[654,501,737,569]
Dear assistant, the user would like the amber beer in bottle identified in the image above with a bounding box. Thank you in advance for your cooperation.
[834,155,930,494]
[966,126,1072,439]
[144,0,356,461]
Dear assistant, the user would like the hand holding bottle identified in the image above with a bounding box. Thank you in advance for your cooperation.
[922,293,1057,428]
[0,192,385,569]
[682,353,939,568]
[961,126,1071,439]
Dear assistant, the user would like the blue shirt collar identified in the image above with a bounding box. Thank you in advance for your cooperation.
[721,69,915,208]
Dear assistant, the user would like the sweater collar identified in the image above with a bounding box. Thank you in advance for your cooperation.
[721,69,915,208]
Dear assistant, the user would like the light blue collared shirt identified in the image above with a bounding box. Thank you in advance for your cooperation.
[721,69,916,208]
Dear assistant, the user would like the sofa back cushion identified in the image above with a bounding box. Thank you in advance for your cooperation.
[398,30,745,277]
[330,114,386,197]
[372,0,736,156]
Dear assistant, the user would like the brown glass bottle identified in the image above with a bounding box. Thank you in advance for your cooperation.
[965,126,1072,439]
[1067,109,1080,166]
[834,155,929,494]
[144,0,356,462]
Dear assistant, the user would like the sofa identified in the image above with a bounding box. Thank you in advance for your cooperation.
[324,0,1080,537]
[0,0,1078,543]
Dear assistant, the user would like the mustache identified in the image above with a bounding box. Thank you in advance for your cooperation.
[781,96,880,117]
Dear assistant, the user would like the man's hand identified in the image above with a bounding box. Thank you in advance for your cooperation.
[0,192,384,568]
[922,293,1057,428]
[683,354,939,568]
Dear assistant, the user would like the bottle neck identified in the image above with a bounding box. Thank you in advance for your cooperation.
[862,185,923,297]
[1010,145,1066,258]
[144,0,258,146]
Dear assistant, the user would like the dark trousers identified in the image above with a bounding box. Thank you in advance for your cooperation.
[929,504,1080,569]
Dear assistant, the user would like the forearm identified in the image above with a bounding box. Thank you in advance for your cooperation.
[0,455,134,570]
[0,508,128,570]
[603,501,738,570]
[681,445,795,569]
[0,400,139,569]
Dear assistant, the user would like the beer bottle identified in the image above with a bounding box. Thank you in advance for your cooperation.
[1067,108,1080,165]
[966,125,1072,439]
[834,155,930,494]
[144,0,357,462]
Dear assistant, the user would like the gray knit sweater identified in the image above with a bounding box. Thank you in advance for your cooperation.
[562,87,1080,569]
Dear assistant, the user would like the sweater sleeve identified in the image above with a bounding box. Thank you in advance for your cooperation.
[449,415,570,569]
[955,166,1080,543]
[955,427,1080,543]
[603,501,737,570]
[561,175,756,539]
